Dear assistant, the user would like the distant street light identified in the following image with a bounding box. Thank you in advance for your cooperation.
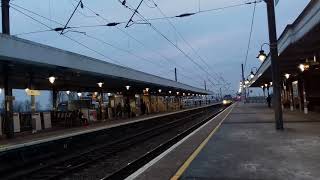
[169,90,172,94]
[77,92,82,97]
[125,85,130,90]
[145,88,150,92]
[284,73,290,79]
[176,92,180,95]
[49,76,56,84]
[299,64,309,72]
[97,82,104,88]
[158,89,162,93]
[250,67,258,79]
[66,91,70,95]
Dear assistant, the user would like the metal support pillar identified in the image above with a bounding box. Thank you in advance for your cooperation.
[241,64,246,102]
[174,68,177,82]
[2,0,13,138]
[265,0,283,130]
[99,90,104,120]
[3,65,14,138]
[290,83,294,111]
[302,81,308,114]
[52,89,57,111]
[30,74,36,113]
[2,0,10,34]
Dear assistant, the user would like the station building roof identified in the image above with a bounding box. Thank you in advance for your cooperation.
[0,34,212,95]
[249,0,320,87]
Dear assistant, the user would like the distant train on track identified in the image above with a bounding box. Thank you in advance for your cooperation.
[182,96,219,108]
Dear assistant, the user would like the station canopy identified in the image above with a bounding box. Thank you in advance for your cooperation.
[249,0,320,87]
[0,34,211,95]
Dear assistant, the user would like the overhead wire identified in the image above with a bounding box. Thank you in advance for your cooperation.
[10,5,126,66]
[243,0,257,74]
[122,2,226,90]
[10,1,201,85]
[79,1,206,86]
[149,0,230,88]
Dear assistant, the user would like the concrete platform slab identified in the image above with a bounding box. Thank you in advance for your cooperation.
[180,103,320,180]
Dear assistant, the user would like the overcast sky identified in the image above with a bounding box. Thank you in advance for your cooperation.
[1,0,311,104]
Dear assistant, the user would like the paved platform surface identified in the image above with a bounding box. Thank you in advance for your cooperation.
[180,103,320,180]
[0,105,213,152]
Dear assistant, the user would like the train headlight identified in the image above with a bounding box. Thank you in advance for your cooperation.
[223,100,227,105]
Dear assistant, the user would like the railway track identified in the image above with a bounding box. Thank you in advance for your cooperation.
[1,104,225,180]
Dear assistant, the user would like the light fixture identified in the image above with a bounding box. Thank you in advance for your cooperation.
[169,90,172,94]
[284,73,290,79]
[94,92,98,96]
[299,64,305,72]
[97,82,104,88]
[145,88,149,92]
[270,82,273,86]
[299,64,309,72]
[261,85,264,89]
[257,50,267,62]
[250,72,255,79]
[66,91,70,95]
[264,83,268,87]
[107,93,111,96]
[188,93,191,96]
[158,89,162,93]
[49,76,56,84]
[192,94,195,96]
[183,93,186,96]
[245,80,249,85]
[176,92,179,95]
[125,85,130,90]
[0,89,2,94]
[77,92,82,97]
[25,88,30,92]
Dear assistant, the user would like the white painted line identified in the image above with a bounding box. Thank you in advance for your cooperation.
[0,104,220,152]
[125,104,234,180]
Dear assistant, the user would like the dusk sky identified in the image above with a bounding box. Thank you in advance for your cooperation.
[1,0,311,107]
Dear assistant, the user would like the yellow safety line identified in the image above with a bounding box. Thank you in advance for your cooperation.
[170,104,235,180]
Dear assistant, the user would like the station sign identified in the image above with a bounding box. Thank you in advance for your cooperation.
[27,90,41,96]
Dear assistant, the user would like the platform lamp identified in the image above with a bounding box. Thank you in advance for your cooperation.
[256,43,269,62]
[250,67,258,79]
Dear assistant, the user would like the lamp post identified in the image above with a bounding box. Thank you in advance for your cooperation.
[261,0,283,130]
[250,67,258,79]
[97,82,104,121]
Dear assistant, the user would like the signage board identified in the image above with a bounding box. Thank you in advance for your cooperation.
[27,90,41,96]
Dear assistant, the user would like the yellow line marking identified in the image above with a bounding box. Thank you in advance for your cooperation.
[170,104,235,180]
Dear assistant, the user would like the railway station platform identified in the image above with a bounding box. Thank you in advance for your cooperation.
[0,104,214,152]
[178,103,320,180]
[132,103,320,180]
